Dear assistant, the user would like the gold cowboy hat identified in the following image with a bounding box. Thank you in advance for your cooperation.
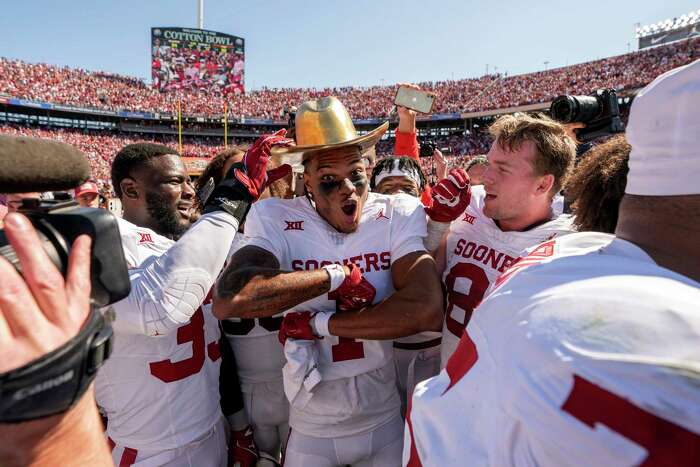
[272,96,388,168]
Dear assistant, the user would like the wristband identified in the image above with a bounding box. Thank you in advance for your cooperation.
[323,264,346,292]
[311,312,333,337]
[0,308,113,423]
[425,219,451,251]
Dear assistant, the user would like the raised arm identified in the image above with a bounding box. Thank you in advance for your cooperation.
[212,245,332,320]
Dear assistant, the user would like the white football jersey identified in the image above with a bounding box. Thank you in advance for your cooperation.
[440,186,574,366]
[245,192,427,437]
[96,218,223,455]
[405,232,700,467]
[217,235,286,386]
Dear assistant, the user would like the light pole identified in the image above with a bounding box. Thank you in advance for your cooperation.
[198,0,204,29]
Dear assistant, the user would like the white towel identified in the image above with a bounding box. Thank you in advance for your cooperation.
[282,338,323,409]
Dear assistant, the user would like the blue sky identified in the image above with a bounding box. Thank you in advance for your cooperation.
[1,0,697,89]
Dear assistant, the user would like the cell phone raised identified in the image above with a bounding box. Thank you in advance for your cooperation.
[394,86,436,114]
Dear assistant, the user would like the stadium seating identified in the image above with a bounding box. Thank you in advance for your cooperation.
[1,37,697,194]
[1,38,697,119]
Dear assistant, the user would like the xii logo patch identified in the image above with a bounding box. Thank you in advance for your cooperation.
[284,220,304,231]
[462,213,476,225]
[138,232,154,244]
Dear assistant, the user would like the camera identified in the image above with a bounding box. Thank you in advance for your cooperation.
[419,140,436,158]
[550,88,625,142]
[0,198,131,307]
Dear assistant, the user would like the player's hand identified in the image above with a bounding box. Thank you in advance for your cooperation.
[0,213,92,374]
[433,148,448,180]
[395,83,420,134]
[426,168,471,223]
[236,129,294,200]
[228,425,259,467]
[328,264,376,312]
[278,311,322,345]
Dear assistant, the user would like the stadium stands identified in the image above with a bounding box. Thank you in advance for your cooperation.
[1,37,697,193]
[0,124,223,194]
[1,38,697,119]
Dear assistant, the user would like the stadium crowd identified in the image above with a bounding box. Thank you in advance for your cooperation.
[1,53,700,467]
[1,37,697,119]
[0,124,493,193]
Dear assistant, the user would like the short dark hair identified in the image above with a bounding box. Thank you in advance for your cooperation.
[466,155,488,172]
[111,143,179,198]
[194,147,245,193]
[370,156,426,190]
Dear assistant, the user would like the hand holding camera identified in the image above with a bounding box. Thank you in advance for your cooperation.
[0,213,112,467]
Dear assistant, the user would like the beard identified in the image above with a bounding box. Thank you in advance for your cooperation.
[145,191,190,240]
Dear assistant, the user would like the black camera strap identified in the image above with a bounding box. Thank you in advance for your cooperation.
[0,308,113,423]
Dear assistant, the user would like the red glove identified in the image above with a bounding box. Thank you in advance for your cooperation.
[229,426,259,467]
[278,311,321,345]
[328,264,377,312]
[236,129,294,200]
[425,168,471,223]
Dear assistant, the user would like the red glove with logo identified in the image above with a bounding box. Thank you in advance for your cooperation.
[328,264,377,312]
[278,311,322,345]
[425,168,471,223]
[236,129,295,200]
[229,425,259,467]
[203,130,294,216]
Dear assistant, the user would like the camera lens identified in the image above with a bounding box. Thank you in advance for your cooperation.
[551,95,578,123]
[551,95,602,124]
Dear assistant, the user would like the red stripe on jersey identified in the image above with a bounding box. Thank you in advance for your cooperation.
[405,396,423,467]
[443,328,478,394]
[207,340,221,361]
[119,447,138,467]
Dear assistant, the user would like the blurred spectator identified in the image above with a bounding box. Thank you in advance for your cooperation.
[74,181,100,208]
[465,155,488,185]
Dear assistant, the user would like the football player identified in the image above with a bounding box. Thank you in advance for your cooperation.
[96,137,290,466]
[198,148,292,466]
[405,59,700,467]
[213,97,443,467]
[434,112,577,366]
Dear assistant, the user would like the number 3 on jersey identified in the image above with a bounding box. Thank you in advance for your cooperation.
[149,308,220,383]
[444,262,490,337]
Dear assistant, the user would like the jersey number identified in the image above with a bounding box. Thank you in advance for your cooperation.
[563,375,700,466]
[444,262,490,337]
[329,294,365,363]
[149,308,221,383]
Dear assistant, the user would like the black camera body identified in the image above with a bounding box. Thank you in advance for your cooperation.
[550,88,625,142]
[419,140,436,158]
[0,199,131,307]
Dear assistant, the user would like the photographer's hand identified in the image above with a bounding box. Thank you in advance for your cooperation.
[0,213,111,467]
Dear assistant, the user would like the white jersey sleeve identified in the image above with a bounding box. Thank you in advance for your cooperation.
[406,232,700,467]
[111,212,238,337]
[216,234,286,385]
[389,193,428,260]
[244,201,288,263]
